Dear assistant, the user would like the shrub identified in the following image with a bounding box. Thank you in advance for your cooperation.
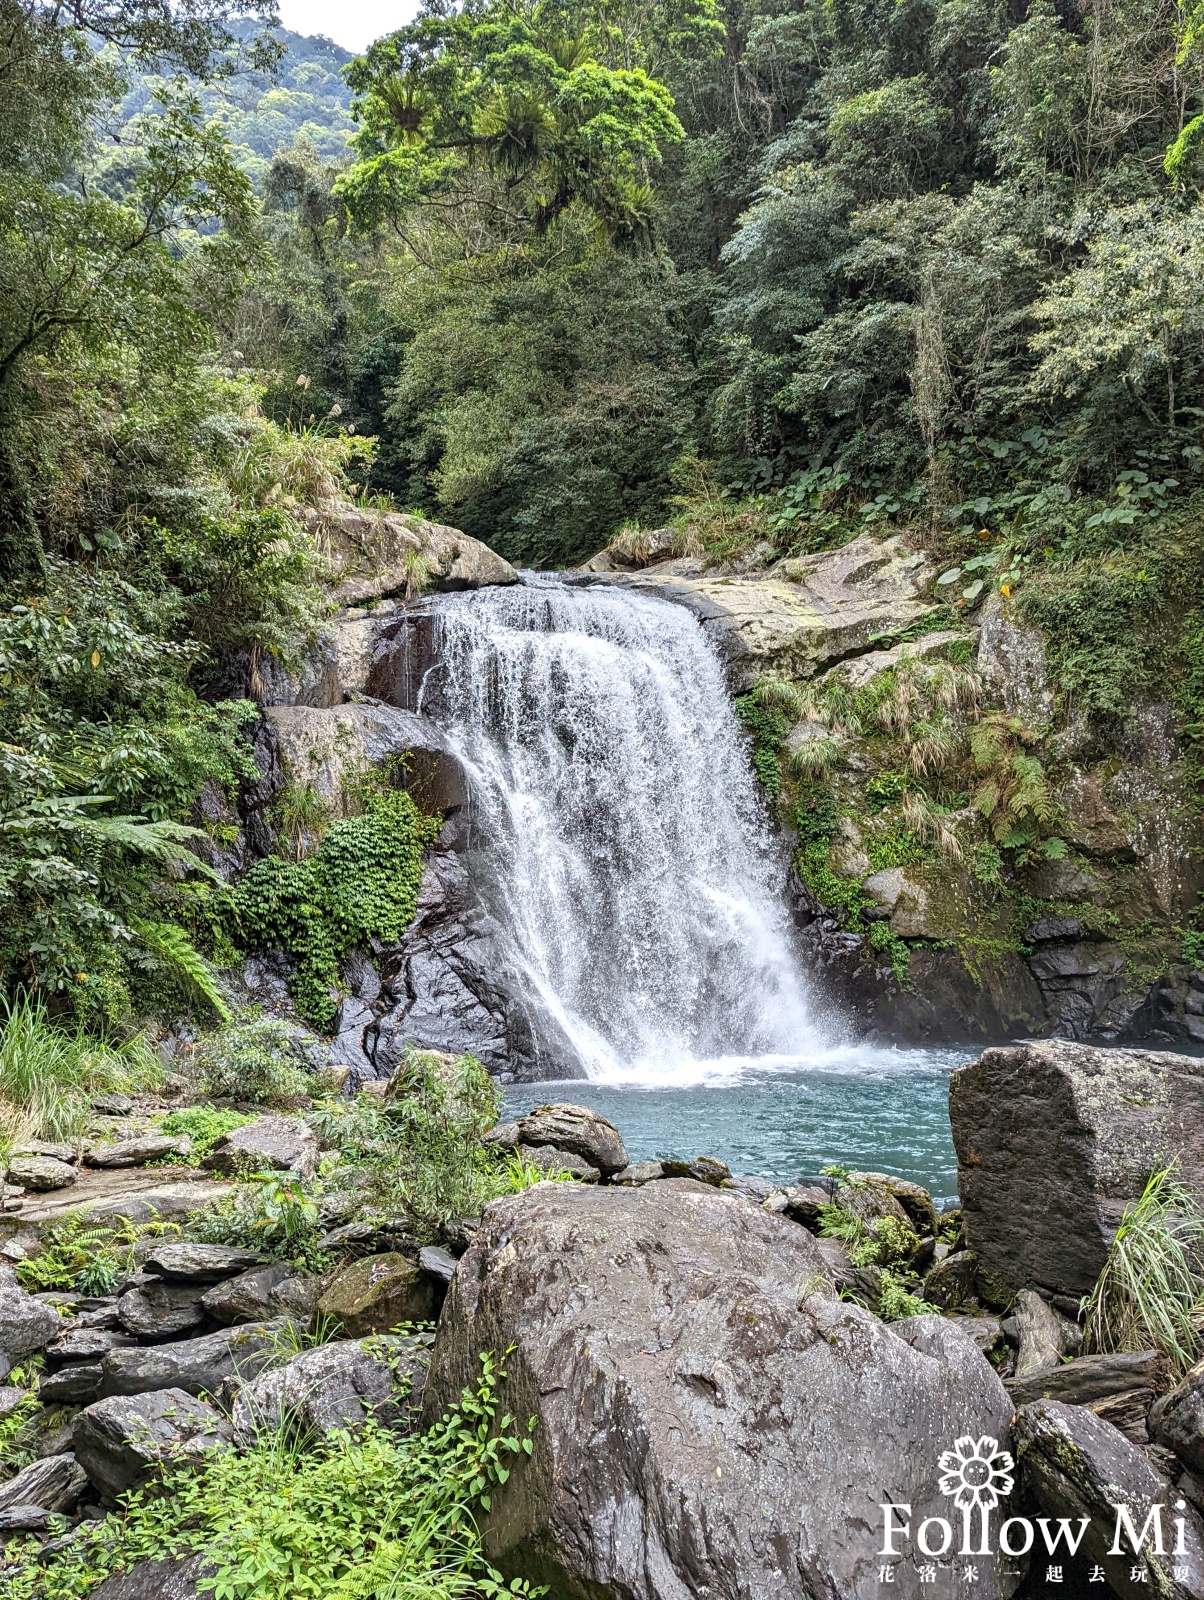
[0,993,159,1153]
[309,1052,550,1244]
[195,1016,312,1106]
[231,787,441,1029]
[160,1105,256,1162]
[5,1351,542,1600]
[190,1175,327,1269]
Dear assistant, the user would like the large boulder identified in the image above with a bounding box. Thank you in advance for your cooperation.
[73,1389,232,1500]
[9,1170,233,1230]
[99,1323,280,1398]
[422,1180,1016,1600]
[201,1262,321,1326]
[231,1334,428,1444]
[264,703,467,820]
[5,1153,77,1190]
[512,1103,627,1176]
[117,1280,207,1339]
[302,503,519,610]
[1149,1356,1204,1471]
[1015,1399,1204,1597]
[143,1243,266,1282]
[950,1040,1204,1298]
[316,1252,440,1336]
[85,1135,183,1168]
[202,1115,319,1181]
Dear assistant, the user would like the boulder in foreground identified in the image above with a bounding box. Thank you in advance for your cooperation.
[950,1040,1204,1298]
[423,1179,1016,1600]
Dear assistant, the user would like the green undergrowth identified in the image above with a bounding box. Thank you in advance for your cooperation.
[191,1175,329,1271]
[817,1195,939,1321]
[4,1353,542,1600]
[1082,1167,1204,1377]
[310,1051,556,1246]
[230,788,441,1030]
[160,1104,257,1162]
[15,1212,180,1296]
[194,1016,313,1106]
[0,993,160,1156]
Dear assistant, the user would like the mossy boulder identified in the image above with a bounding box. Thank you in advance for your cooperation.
[316,1252,440,1336]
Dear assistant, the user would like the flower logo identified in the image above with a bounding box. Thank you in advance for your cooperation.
[937,1436,1015,1511]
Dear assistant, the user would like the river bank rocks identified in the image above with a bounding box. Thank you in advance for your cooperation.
[950,1039,1204,1299]
[8,1071,1204,1599]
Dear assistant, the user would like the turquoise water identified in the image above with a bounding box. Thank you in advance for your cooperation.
[503,1045,971,1204]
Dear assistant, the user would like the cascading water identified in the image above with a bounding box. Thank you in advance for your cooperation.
[423,576,822,1082]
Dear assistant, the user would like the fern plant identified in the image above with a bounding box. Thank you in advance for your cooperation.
[968,712,1062,847]
[129,917,231,1021]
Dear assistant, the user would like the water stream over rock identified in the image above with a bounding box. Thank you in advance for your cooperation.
[424,576,818,1082]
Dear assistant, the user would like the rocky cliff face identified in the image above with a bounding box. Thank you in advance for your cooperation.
[587,531,1204,1048]
[218,504,575,1082]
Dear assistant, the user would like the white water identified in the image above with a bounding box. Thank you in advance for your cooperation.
[425,577,832,1083]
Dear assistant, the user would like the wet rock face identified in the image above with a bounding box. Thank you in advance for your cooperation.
[950,1039,1204,1299]
[424,1180,1017,1600]
[1015,1399,1204,1598]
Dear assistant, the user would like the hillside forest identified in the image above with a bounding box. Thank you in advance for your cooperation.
[4,0,1204,1026]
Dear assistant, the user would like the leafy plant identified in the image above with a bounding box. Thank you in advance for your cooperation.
[191,1175,327,1270]
[128,917,231,1022]
[967,714,1061,850]
[0,1364,44,1478]
[195,1016,313,1107]
[877,1269,941,1322]
[231,787,440,1029]
[1082,1167,1204,1376]
[16,1211,180,1297]
[160,1105,256,1163]
[6,1351,541,1600]
[308,1052,548,1244]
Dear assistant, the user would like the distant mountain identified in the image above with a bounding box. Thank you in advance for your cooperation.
[118,25,357,184]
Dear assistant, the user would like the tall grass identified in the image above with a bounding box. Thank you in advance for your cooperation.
[0,994,159,1153]
[1082,1167,1204,1376]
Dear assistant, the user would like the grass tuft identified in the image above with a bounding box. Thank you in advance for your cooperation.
[0,993,159,1153]
[1082,1167,1204,1376]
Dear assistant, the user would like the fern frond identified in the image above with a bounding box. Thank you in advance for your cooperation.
[130,918,232,1021]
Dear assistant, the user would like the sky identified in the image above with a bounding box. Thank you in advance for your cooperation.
[275,0,420,53]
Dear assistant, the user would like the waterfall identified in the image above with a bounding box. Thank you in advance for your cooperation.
[423,577,823,1082]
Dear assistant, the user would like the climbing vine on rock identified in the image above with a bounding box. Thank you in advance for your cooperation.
[230,788,440,1029]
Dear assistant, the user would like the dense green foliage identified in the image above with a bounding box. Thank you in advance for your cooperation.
[311,1049,562,1242]
[231,789,441,1028]
[117,24,356,185]
[3,1350,540,1600]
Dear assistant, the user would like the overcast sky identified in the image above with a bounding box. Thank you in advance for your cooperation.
[276,0,419,53]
